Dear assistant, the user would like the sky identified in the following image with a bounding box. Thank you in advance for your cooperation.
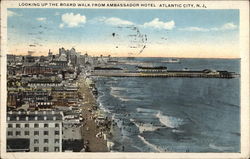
[7,9,239,58]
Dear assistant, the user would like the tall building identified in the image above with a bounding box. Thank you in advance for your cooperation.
[7,110,63,152]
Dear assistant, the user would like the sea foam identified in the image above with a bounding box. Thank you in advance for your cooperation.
[136,107,184,129]
[98,102,111,113]
[110,87,140,102]
[136,107,158,113]
[156,111,184,129]
[138,135,167,152]
[209,143,233,152]
[130,118,162,133]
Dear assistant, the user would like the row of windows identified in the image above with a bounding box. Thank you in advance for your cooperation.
[8,123,60,128]
[35,102,53,105]
[7,130,60,136]
[28,83,61,86]
[34,138,60,144]
[34,147,59,152]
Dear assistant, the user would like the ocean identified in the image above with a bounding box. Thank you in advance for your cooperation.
[93,58,240,152]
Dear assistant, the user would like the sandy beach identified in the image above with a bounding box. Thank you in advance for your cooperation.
[78,77,109,152]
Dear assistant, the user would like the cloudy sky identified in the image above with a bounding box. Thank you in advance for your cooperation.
[7,9,239,58]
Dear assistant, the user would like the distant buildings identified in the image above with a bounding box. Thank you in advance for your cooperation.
[23,64,53,75]
[6,47,106,152]
[27,78,62,88]
[58,47,81,67]
[51,86,79,107]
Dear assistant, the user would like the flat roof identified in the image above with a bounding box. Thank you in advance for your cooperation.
[7,111,63,121]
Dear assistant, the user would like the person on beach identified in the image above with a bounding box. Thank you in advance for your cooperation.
[122,145,125,152]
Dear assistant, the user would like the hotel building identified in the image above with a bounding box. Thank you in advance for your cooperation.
[7,110,63,152]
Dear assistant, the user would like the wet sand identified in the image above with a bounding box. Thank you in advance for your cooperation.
[78,77,109,152]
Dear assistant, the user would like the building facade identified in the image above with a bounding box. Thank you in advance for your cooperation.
[51,86,79,107]
[7,111,63,152]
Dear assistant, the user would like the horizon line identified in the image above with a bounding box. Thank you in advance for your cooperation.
[6,53,240,60]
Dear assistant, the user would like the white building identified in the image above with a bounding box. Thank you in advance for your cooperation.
[7,110,63,152]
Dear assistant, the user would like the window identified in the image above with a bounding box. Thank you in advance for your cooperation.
[8,124,12,128]
[54,131,59,135]
[34,139,39,144]
[44,131,49,136]
[34,131,39,136]
[34,123,39,128]
[54,139,59,144]
[55,123,59,128]
[16,124,20,128]
[25,124,29,128]
[44,123,48,128]
[7,131,13,136]
[44,139,49,143]
[54,147,59,152]
[34,147,39,152]
[43,147,49,152]
[16,131,21,136]
[25,131,29,136]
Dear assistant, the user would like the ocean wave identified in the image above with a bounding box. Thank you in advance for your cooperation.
[131,145,144,152]
[136,108,184,129]
[156,111,184,129]
[110,87,126,98]
[110,87,141,102]
[130,119,162,133]
[96,91,111,113]
[105,79,118,84]
[110,87,124,99]
[119,97,139,102]
[209,143,233,152]
[172,129,185,133]
[110,77,120,81]
[111,87,127,91]
[97,91,105,102]
[138,135,167,152]
[98,102,111,113]
[136,108,159,113]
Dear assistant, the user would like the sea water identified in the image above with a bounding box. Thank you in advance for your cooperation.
[94,58,240,152]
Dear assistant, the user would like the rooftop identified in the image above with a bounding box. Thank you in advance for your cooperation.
[7,110,63,121]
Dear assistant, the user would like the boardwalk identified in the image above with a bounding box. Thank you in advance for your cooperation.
[78,77,108,152]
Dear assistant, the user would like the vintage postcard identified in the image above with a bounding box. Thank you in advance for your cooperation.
[0,0,249,159]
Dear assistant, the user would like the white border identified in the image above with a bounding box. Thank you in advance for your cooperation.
[1,1,249,159]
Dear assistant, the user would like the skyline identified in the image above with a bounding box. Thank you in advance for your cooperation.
[7,9,239,58]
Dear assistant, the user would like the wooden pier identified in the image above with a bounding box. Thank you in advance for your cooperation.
[91,71,239,79]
